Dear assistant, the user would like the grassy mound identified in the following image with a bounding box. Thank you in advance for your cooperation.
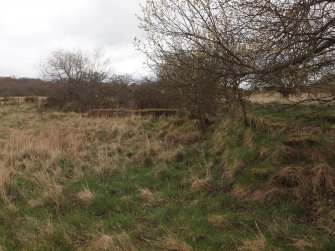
[0,104,334,250]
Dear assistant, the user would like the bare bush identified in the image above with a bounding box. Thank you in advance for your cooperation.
[41,49,111,111]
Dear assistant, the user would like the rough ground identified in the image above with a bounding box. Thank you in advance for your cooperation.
[0,104,334,250]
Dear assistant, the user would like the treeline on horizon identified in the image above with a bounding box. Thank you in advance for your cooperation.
[1,0,334,131]
[0,76,182,111]
[0,77,49,97]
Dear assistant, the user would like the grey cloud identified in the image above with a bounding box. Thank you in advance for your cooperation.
[0,0,149,78]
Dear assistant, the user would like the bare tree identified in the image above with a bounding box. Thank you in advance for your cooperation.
[242,0,335,103]
[41,49,111,111]
[138,0,262,127]
[138,0,335,126]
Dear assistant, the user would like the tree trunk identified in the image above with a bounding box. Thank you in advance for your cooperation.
[236,86,249,127]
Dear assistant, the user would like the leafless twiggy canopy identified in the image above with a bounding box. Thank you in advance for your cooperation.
[138,0,335,125]
[41,49,111,111]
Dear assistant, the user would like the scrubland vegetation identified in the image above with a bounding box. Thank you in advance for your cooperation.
[0,102,334,250]
[0,0,334,250]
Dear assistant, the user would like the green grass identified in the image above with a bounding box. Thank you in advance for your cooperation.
[0,104,334,250]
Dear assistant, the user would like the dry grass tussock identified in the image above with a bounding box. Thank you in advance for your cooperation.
[32,170,64,208]
[272,132,335,164]
[252,168,271,179]
[0,163,12,202]
[222,160,245,184]
[164,129,201,147]
[89,233,137,251]
[158,145,183,162]
[0,105,196,218]
[208,215,232,229]
[243,129,254,149]
[129,134,161,168]
[190,174,212,193]
[257,148,270,161]
[138,188,156,202]
[272,145,301,163]
[318,210,335,236]
[43,218,55,236]
[154,232,193,251]
[138,187,165,207]
[15,215,62,248]
[271,167,308,189]
[211,119,235,155]
[0,107,153,207]
[311,163,335,192]
[248,116,286,133]
[290,237,314,250]
[3,128,86,178]
[238,234,268,251]
[76,187,94,205]
[283,133,319,147]
[27,198,44,209]
[231,185,280,202]
[159,117,195,131]
[271,163,335,194]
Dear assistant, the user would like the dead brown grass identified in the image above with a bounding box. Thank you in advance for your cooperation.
[165,130,201,147]
[42,218,55,236]
[252,168,271,179]
[211,118,235,155]
[291,237,314,250]
[238,234,267,251]
[283,133,319,147]
[138,188,156,202]
[27,198,44,209]
[272,164,335,193]
[180,131,202,145]
[155,232,193,251]
[222,160,245,183]
[257,148,270,160]
[272,145,301,163]
[231,185,280,202]
[208,215,231,229]
[243,129,254,149]
[249,92,332,104]
[128,132,163,168]
[248,116,284,132]
[0,164,12,202]
[272,134,334,165]
[249,92,288,104]
[89,233,137,251]
[271,167,308,188]
[76,187,94,205]
[159,117,192,130]
[190,175,212,193]
[158,146,183,162]
[0,106,162,214]
[311,163,335,192]
[318,210,335,236]
[30,170,64,208]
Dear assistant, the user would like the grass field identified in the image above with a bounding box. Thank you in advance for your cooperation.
[0,104,334,250]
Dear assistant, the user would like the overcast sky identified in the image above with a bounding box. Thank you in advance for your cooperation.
[0,0,150,79]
